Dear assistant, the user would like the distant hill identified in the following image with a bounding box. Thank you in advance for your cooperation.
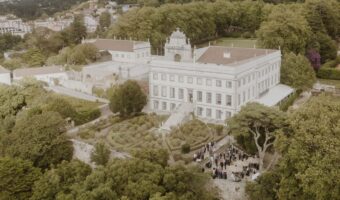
[0,0,89,20]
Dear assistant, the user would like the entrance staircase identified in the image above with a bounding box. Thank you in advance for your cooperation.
[160,102,194,132]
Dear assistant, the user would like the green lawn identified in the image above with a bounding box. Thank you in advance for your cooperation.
[317,79,340,89]
[198,37,258,48]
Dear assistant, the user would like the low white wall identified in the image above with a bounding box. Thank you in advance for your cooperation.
[0,73,11,85]
[59,79,93,94]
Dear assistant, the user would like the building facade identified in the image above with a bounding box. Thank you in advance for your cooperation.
[149,29,285,123]
[0,16,31,37]
[12,66,68,86]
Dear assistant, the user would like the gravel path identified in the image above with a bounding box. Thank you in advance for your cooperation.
[214,179,248,200]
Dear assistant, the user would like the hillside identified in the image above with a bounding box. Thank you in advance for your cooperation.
[0,0,89,20]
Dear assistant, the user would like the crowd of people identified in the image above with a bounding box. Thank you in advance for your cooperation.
[194,142,260,182]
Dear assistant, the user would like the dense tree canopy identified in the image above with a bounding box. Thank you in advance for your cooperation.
[304,0,340,40]
[247,95,340,200]
[0,34,22,54]
[30,160,92,200]
[0,157,41,200]
[280,52,316,90]
[29,149,216,200]
[109,80,147,117]
[256,6,312,54]
[276,95,340,200]
[0,85,26,119]
[0,0,88,20]
[1,111,73,169]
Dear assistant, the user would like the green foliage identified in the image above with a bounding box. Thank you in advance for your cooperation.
[0,85,26,119]
[30,160,91,200]
[47,43,99,66]
[227,103,287,157]
[0,33,22,53]
[304,0,340,39]
[250,95,340,200]
[315,32,338,63]
[109,80,147,117]
[22,48,46,67]
[1,111,73,169]
[52,95,101,125]
[35,149,216,200]
[246,171,281,200]
[64,15,87,45]
[321,56,340,69]
[108,114,165,152]
[43,96,78,119]
[0,157,41,200]
[181,143,191,154]
[25,28,66,58]
[68,43,99,65]
[279,90,301,111]
[96,12,112,36]
[108,2,216,49]
[281,52,316,90]
[276,95,340,200]
[91,142,111,166]
[132,148,169,167]
[1,58,23,70]
[0,0,88,20]
[257,6,312,54]
[317,67,340,80]
[167,119,226,151]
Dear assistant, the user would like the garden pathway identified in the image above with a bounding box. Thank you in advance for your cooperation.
[214,179,248,200]
[291,91,311,110]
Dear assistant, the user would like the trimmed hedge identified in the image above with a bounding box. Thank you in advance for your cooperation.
[74,108,101,125]
[317,67,340,80]
[279,90,302,111]
[181,143,191,154]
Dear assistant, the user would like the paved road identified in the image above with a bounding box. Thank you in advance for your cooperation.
[46,86,109,104]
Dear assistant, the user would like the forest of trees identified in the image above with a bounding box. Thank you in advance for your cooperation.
[0,0,88,20]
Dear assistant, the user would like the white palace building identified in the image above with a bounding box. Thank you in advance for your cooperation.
[0,28,293,129]
[147,29,293,127]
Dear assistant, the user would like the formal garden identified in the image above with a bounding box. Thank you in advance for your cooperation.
[165,119,226,152]
[106,114,168,152]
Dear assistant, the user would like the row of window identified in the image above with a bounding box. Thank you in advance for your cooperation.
[236,74,279,106]
[152,73,233,88]
[152,100,232,120]
[197,107,231,120]
[237,63,279,87]
[113,51,149,59]
[153,101,177,111]
[153,86,233,106]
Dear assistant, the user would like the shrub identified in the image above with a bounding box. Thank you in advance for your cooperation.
[317,67,340,80]
[74,108,101,125]
[181,143,191,154]
[79,130,96,139]
[214,125,224,136]
[279,90,301,111]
